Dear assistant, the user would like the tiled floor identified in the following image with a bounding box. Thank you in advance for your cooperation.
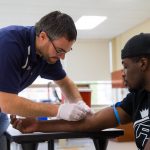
[11,138,137,150]
[107,140,137,150]
[38,139,137,150]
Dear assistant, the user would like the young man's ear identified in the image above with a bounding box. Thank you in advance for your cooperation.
[139,57,149,71]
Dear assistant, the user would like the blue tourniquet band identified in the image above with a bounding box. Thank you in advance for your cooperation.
[113,106,121,125]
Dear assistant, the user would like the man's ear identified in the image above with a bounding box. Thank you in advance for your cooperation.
[139,57,149,71]
[38,31,47,41]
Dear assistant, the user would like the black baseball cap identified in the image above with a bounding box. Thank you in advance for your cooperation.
[121,33,150,59]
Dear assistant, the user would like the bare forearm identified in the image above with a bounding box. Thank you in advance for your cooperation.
[37,119,85,132]
[61,83,82,102]
[36,107,118,132]
[55,76,82,102]
[0,92,59,117]
[144,139,150,150]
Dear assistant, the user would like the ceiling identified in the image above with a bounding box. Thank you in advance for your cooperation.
[0,0,149,39]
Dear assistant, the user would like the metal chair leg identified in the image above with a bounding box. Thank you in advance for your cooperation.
[21,143,39,150]
[48,140,54,150]
[93,139,108,150]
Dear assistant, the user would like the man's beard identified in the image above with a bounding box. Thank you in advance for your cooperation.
[42,55,58,64]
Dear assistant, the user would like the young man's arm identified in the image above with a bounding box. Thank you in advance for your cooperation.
[37,106,131,132]
[144,139,150,150]
[11,106,131,133]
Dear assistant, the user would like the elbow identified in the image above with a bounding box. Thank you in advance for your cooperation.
[0,99,12,114]
[0,104,11,114]
[0,92,17,114]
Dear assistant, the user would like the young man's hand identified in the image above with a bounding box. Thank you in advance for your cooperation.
[10,115,39,133]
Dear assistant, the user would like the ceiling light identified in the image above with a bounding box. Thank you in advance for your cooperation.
[75,16,107,30]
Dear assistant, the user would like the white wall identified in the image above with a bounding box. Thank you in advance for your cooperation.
[112,19,150,71]
[63,39,111,81]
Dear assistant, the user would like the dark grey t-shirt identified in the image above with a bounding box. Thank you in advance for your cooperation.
[119,90,150,149]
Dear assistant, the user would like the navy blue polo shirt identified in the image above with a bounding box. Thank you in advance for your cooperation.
[0,26,66,94]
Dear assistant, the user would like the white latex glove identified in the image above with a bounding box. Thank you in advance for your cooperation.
[57,103,87,121]
[77,100,94,114]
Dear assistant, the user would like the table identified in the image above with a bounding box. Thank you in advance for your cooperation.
[5,126,124,150]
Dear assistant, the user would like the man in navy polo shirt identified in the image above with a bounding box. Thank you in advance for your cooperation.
[0,11,92,149]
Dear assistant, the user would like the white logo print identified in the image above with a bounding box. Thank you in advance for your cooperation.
[134,108,150,147]
[22,47,31,69]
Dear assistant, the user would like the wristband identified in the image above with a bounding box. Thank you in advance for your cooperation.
[113,106,121,125]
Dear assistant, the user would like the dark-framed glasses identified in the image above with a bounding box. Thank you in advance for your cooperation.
[47,34,72,55]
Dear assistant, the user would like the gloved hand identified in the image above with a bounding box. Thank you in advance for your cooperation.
[77,100,94,114]
[57,103,87,121]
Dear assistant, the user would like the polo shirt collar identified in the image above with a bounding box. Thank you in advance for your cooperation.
[29,26,41,63]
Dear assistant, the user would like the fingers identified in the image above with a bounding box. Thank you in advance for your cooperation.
[77,100,92,113]
[71,109,87,121]
[10,115,23,132]
[13,119,22,129]
[89,109,95,115]
[57,102,92,121]
[10,115,17,124]
[10,115,38,133]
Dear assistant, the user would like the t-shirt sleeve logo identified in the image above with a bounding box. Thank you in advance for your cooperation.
[134,108,150,149]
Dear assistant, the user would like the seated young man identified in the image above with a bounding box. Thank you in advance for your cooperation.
[11,33,150,150]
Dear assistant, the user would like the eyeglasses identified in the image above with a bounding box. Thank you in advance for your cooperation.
[47,34,72,55]
[51,40,68,55]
